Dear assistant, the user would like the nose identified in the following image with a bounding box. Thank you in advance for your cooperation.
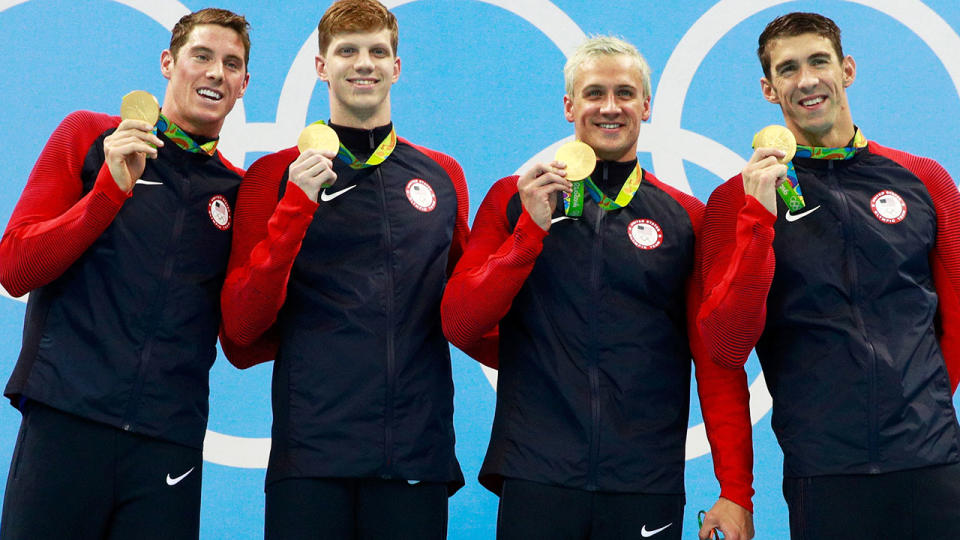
[797,65,818,91]
[355,49,375,72]
[600,93,619,115]
[206,61,224,81]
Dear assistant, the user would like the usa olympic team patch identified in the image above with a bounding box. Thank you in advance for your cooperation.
[208,195,232,230]
[406,179,437,212]
[628,219,663,250]
[870,190,907,224]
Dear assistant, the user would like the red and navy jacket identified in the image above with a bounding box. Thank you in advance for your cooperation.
[700,141,960,478]
[221,123,470,491]
[1,110,243,449]
[442,159,754,511]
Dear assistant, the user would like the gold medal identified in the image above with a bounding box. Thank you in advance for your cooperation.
[120,90,159,125]
[555,140,596,181]
[752,125,797,164]
[297,123,340,154]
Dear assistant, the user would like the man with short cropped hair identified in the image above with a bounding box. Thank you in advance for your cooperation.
[0,8,250,539]
[700,11,960,538]
[442,35,754,540]
[220,1,470,538]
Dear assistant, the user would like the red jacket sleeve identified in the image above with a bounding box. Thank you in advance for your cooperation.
[871,142,960,391]
[0,111,130,297]
[656,176,755,512]
[697,177,777,369]
[440,177,548,368]
[219,148,316,368]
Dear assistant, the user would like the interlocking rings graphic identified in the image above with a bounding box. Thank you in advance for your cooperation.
[1,0,958,469]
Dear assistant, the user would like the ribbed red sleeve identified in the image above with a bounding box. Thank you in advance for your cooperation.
[404,141,470,276]
[219,147,316,368]
[697,176,777,369]
[0,111,130,298]
[440,177,547,369]
[872,142,960,391]
[654,174,754,512]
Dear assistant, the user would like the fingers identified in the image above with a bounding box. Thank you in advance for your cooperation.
[519,162,571,194]
[749,146,786,164]
[289,149,338,201]
[105,121,163,160]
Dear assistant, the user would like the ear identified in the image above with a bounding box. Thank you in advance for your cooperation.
[316,55,328,82]
[238,71,250,99]
[760,76,780,104]
[160,49,175,80]
[841,55,856,88]
[391,56,401,84]
[563,94,574,122]
[640,94,651,121]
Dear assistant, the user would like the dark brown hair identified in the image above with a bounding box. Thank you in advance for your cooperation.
[169,8,251,68]
[758,12,843,79]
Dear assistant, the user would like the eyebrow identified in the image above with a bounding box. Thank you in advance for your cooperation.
[774,51,833,73]
[187,45,244,66]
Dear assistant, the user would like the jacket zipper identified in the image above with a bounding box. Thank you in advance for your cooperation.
[587,163,607,490]
[831,160,880,470]
[373,130,397,477]
[122,190,188,431]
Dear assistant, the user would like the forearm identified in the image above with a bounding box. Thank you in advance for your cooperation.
[442,208,544,351]
[698,196,776,368]
[222,182,317,345]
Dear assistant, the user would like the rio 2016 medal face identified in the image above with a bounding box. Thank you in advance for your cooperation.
[752,124,797,164]
[555,140,597,181]
[120,90,159,125]
[297,123,340,154]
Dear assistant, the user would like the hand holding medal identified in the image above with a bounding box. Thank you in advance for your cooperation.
[290,123,341,200]
[751,125,804,213]
[105,90,162,192]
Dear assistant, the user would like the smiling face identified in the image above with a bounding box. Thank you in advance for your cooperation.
[317,28,400,129]
[159,24,248,138]
[761,33,856,147]
[563,54,651,162]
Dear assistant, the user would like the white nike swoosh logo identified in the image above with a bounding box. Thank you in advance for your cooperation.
[550,216,578,224]
[640,523,672,537]
[135,179,163,186]
[166,467,195,486]
[320,184,356,202]
[784,204,821,222]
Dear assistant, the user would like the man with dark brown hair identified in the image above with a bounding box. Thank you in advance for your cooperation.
[0,7,250,540]
[700,11,960,538]
[220,1,469,538]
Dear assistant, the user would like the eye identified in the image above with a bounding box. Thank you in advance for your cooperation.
[195,53,210,62]
[339,46,356,55]
[226,61,242,71]
[616,89,635,98]
[585,88,602,98]
[372,47,389,57]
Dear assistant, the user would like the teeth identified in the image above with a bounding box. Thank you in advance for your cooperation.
[598,123,620,129]
[197,88,222,100]
[801,96,824,106]
[352,80,376,86]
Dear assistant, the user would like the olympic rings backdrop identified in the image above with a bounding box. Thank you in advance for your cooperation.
[1,0,959,537]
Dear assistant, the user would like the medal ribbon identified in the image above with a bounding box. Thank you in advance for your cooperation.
[155,114,218,156]
[310,120,397,169]
[563,162,642,217]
